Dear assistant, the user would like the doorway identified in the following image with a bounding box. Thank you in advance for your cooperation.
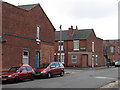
[35,51,40,69]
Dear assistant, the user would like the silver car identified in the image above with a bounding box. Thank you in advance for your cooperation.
[115,61,120,67]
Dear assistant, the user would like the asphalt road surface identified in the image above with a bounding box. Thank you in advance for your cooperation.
[1,67,119,89]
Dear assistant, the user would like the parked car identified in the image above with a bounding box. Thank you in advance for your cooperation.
[0,65,35,83]
[115,60,120,67]
[35,62,64,78]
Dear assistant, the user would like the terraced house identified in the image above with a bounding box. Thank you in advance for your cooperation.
[103,40,120,64]
[2,2,55,71]
[55,26,104,67]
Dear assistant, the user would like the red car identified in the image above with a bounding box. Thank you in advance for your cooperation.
[0,65,35,83]
[35,62,64,78]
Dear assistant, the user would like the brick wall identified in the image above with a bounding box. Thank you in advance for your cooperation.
[2,2,55,71]
[55,30,104,67]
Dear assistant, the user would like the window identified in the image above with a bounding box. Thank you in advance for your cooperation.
[96,55,98,65]
[92,42,94,52]
[59,62,64,67]
[61,55,64,64]
[58,55,60,62]
[50,63,56,68]
[27,66,32,71]
[72,55,77,63]
[57,53,64,64]
[58,41,64,51]
[55,63,60,67]
[110,46,114,53]
[74,40,79,50]
[37,26,40,39]
[23,50,29,65]
[20,67,27,72]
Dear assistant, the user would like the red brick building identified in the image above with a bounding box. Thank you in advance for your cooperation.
[55,26,104,67]
[2,2,55,71]
[103,40,120,64]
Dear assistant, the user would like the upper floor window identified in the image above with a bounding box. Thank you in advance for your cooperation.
[37,26,40,39]
[92,42,94,52]
[74,40,79,50]
[58,41,64,51]
[110,46,114,53]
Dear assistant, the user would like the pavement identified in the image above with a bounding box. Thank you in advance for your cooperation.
[64,66,114,74]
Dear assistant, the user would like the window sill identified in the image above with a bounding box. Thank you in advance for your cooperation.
[73,49,79,51]
[72,62,77,63]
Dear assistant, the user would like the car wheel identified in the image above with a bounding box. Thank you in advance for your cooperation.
[14,76,19,83]
[47,72,51,78]
[31,75,35,80]
[60,71,64,76]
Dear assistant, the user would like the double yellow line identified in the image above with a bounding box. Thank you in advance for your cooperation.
[101,80,120,88]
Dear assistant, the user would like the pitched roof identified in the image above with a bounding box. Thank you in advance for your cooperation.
[55,29,93,41]
[103,40,119,47]
[17,4,39,10]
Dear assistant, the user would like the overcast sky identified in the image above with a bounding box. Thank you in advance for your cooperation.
[3,0,119,40]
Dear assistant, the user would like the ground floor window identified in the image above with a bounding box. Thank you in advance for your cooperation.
[72,55,77,63]
[96,55,98,65]
[57,53,64,64]
[23,49,29,65]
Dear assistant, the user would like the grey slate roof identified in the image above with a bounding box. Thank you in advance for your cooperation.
[17,4,38,10]
[103,40,119,47]
[55,29,93,41]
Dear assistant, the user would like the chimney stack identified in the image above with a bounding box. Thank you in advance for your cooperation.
[68,25,73,35]
[76,25,78,30]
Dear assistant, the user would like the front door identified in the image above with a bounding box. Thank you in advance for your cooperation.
[35,51,40,69]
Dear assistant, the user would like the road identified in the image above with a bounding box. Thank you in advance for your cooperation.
[1,67,119,89]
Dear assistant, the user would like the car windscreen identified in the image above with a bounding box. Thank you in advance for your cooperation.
[37,63,50,69]
[8,67,20,73]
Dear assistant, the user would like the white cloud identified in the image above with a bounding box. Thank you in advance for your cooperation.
[2,0,119,39]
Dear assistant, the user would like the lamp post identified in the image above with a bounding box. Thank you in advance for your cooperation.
[60,25,62,63]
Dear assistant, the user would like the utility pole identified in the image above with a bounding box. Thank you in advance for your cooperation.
[60,25,62,63]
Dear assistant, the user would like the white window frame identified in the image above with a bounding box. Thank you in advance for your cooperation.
[58,41,64,51]
[74,40,79,51]
[92,42,94,52]
[110,46,114,53]
[57,53,64,64]
[37,26,40,40]
[23,49,29,65]
[72,55,77,63]
[96,55,98,65]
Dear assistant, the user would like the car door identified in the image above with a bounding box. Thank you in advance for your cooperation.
[19,66,28,79]
[50,63,56,75]
[26,66,34,78]
[55,62,61,74]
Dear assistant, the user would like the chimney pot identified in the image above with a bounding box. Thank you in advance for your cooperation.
[71,25,73,30]
[76,25,78,30]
